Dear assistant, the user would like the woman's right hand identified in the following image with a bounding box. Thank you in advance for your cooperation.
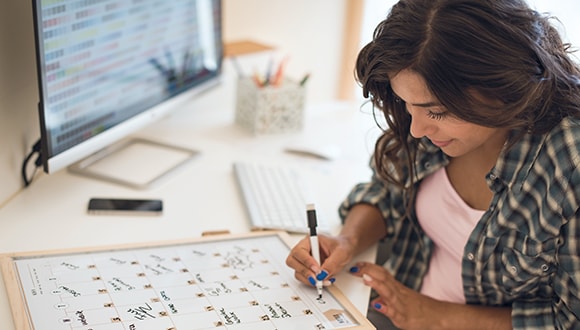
[285,233,356,287]
[286,203,386,287]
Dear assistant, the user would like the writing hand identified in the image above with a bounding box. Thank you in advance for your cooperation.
[286,234,355,287]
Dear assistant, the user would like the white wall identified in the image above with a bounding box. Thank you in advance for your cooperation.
[0,1,39,207]
[526,0,580,57]
[222,0,347,102]
[0,1,349,206]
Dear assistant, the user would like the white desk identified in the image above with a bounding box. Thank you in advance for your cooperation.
[0,72,381,329]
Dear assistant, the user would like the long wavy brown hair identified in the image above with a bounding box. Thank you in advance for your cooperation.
[356,0,580,196]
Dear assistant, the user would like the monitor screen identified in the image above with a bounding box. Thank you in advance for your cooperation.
[32,0,223,173]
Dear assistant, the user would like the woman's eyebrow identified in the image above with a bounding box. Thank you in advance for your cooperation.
[411,101,442,107]
[392,91,442,108]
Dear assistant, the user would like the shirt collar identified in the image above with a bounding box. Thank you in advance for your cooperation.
[413,131,545,193]
[492,129,547,193]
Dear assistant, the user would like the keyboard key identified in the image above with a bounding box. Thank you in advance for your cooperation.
[233,162,326,233]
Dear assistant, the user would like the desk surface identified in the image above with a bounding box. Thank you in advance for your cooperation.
[0,72,381,329]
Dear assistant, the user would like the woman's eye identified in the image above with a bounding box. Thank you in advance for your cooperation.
[427,111,448,120]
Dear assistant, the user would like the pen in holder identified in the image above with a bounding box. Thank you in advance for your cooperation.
[235,77,305,134]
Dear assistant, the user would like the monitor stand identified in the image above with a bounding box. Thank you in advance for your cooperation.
[68,138,198,189]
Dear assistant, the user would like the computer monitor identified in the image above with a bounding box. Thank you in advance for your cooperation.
[31,0,223,187]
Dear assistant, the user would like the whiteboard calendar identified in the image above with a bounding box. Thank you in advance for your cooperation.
[1,232,374,330]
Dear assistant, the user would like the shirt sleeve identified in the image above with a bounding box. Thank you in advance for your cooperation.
[338,157,405,239]
[550,208,580,329]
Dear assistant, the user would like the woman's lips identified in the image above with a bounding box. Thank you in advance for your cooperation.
[430,139,452,148]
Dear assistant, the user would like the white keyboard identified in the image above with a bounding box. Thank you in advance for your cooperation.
[233,161,327,234]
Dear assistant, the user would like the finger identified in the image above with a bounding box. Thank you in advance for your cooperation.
[355,263,398,300]
[362,264,420,329]
[347,261,366,277]
[362,272,394,298]
[317,236,351,280]
[358,262,393,282]
[285,248,317,274]
[348,261,384,278]
[288,235,343,285]
[285,237,320,285]
[286,236,319,270]
[304,236,326,273]
[370,297,387,314]
[287,263,314,286]
[322,278,336,287]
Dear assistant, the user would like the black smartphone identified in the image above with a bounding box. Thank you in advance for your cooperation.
[87,198,163,216]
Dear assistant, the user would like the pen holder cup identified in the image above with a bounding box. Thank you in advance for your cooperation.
[235,78,305,134]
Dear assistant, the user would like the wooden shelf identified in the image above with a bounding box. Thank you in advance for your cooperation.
[223,40,275,57]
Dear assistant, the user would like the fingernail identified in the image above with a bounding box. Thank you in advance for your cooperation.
[374,303,382,310]
[316,270,328,281]
[308,276,316,287]
[349,266,359,273]
[362,274,372,282]
[323,277,336,286]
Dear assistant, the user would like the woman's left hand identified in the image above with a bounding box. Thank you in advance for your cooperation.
[350,262,442,330]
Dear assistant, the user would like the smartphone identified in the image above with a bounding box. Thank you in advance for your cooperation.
[87,198,163,216]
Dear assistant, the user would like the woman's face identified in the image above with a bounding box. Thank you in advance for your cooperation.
[390,69,508,158]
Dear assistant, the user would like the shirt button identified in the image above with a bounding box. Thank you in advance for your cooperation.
[489,173,497,180]
[541,264,550,272]
[467,253,475,261]
[509,266,518,274]
[424,162,431,169]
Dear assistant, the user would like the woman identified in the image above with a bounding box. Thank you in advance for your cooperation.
[286,0,580,329]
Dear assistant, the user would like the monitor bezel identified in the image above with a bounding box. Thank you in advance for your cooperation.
[31,0,224,174]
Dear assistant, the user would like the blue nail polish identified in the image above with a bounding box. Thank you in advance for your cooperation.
[349,266,359,273]
[316,270,328,281]
[308,276,316,287]
[329,277,336,284]
[374,303,382,310]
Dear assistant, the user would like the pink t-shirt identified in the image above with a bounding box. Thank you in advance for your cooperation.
[416,167,484,303]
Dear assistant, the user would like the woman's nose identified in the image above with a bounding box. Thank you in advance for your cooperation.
[409,109,435,138]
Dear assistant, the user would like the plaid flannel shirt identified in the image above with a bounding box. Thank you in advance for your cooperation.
[339,117,580,329]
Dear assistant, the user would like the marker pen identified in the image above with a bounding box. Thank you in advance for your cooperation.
[307,203,323,299]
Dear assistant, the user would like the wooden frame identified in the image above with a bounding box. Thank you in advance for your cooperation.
[1,231,374,329]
